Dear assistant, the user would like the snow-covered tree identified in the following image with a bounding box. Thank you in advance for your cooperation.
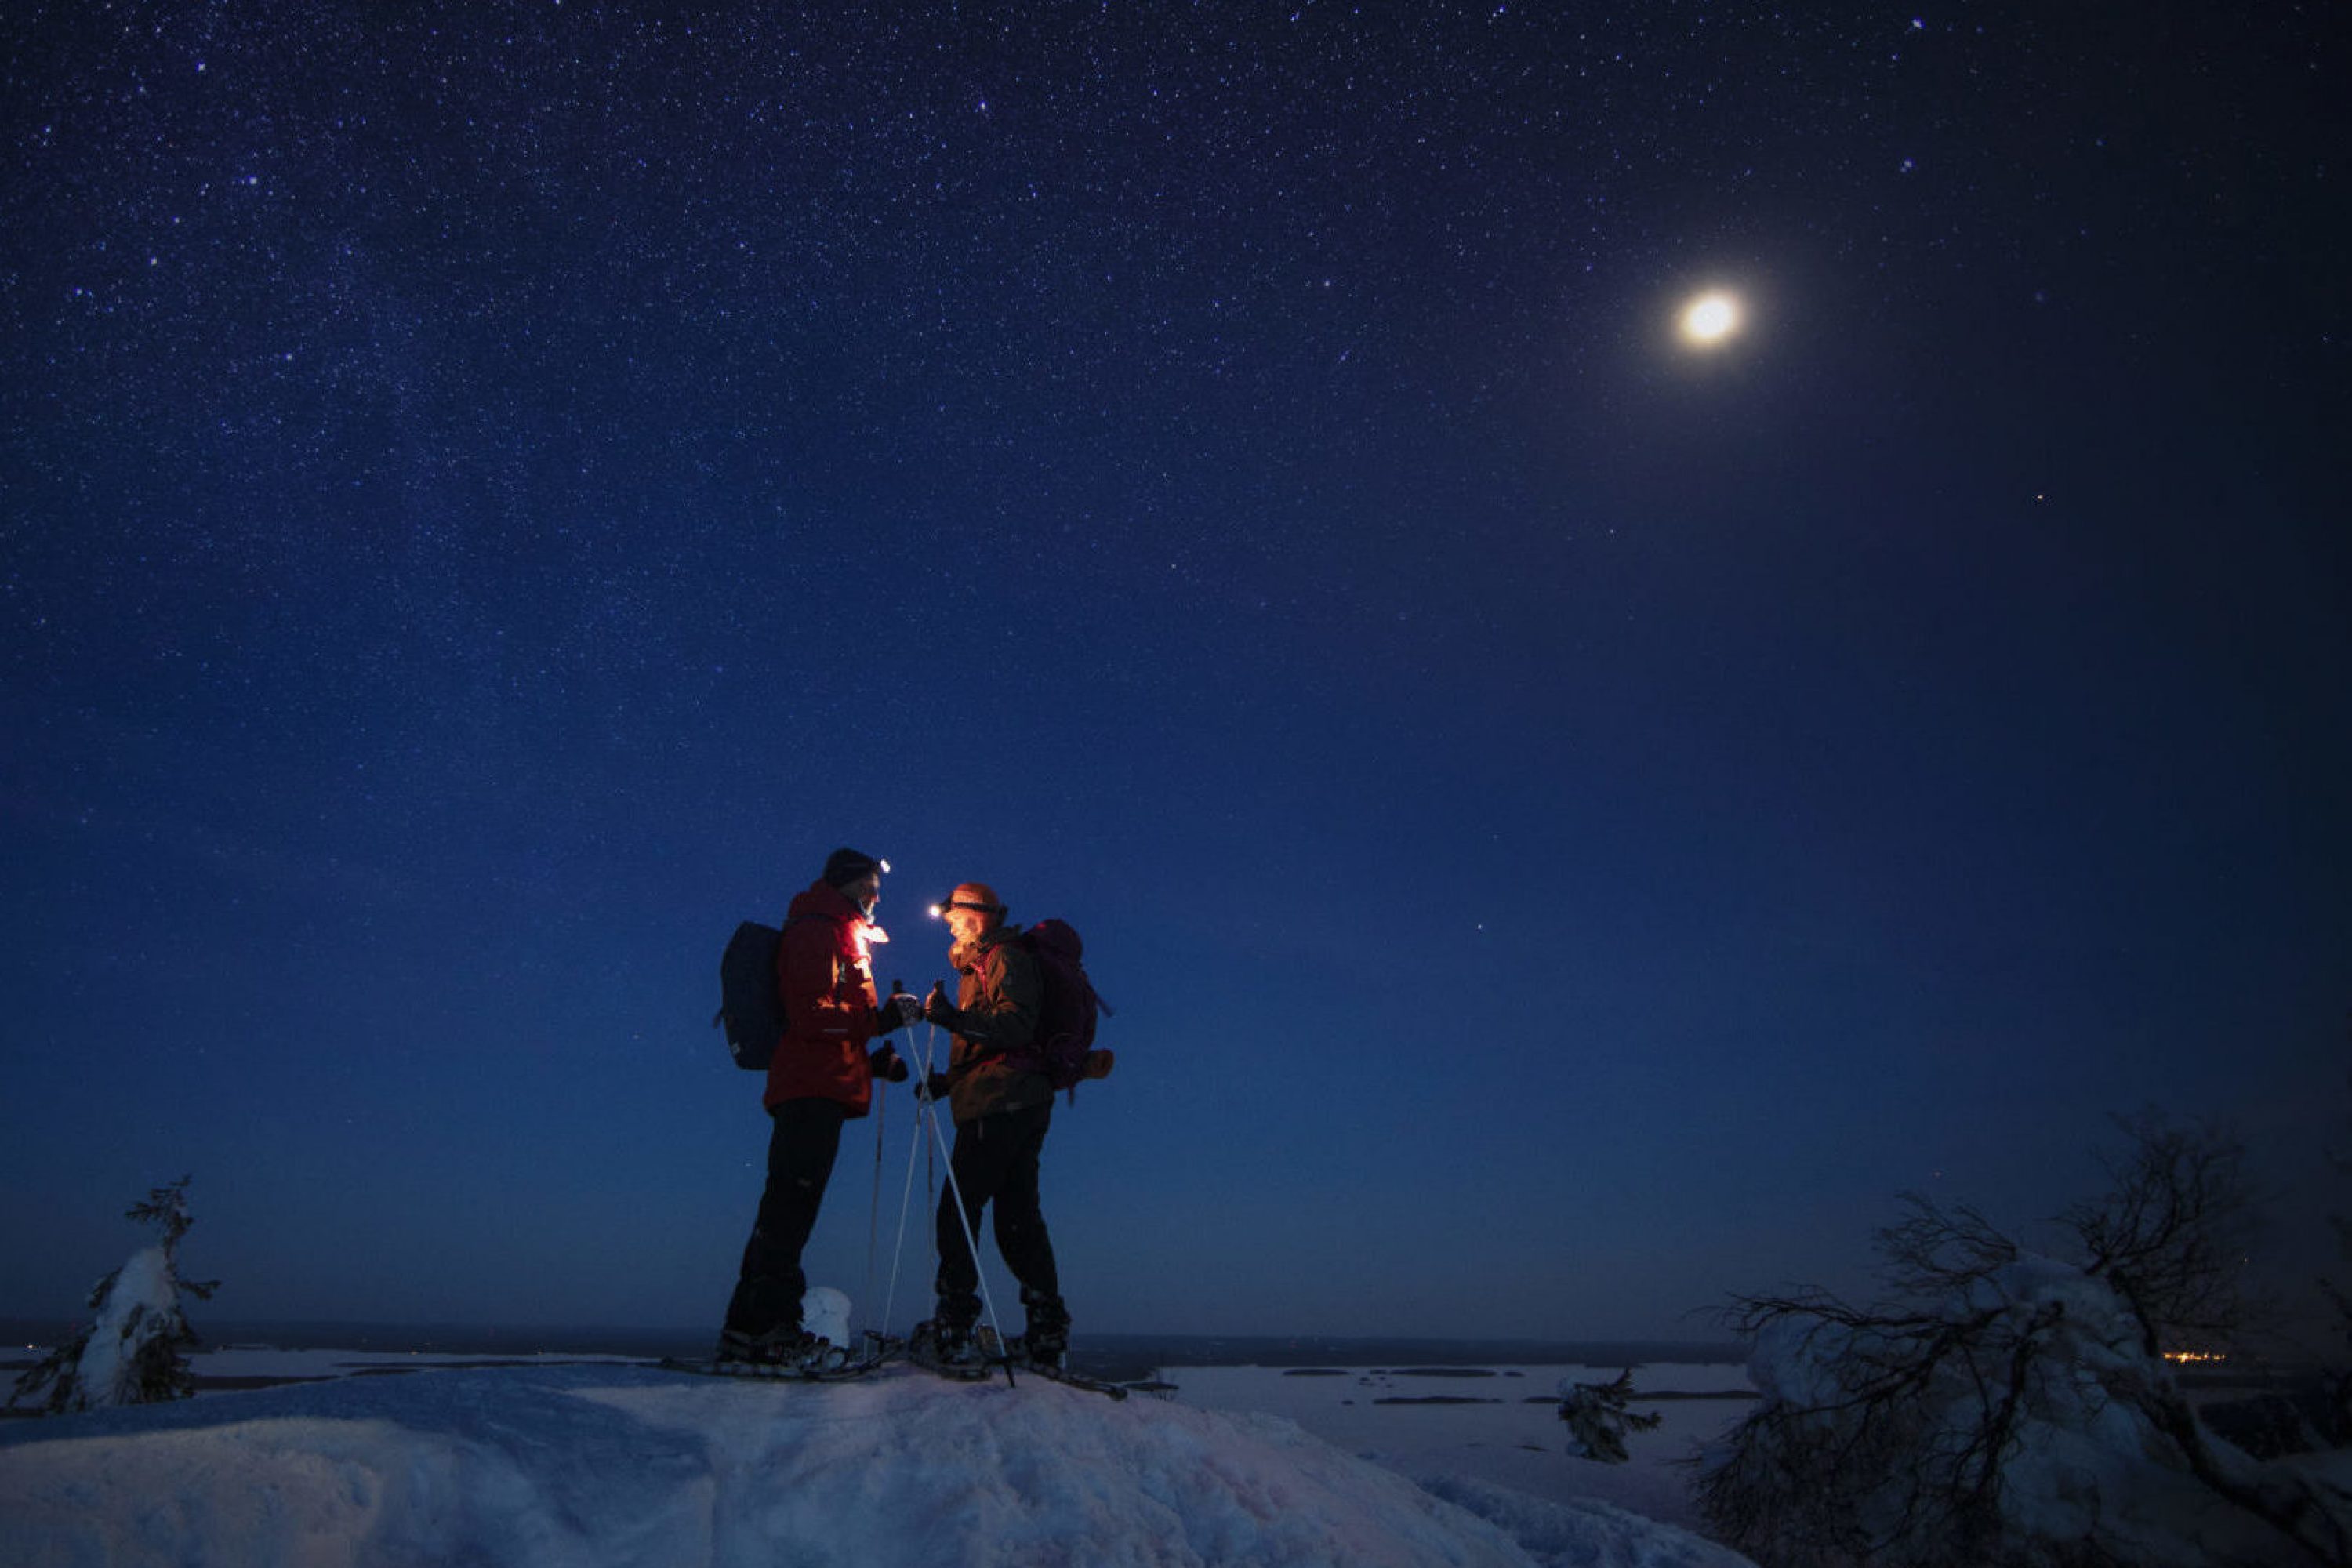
[1696,1116,2352,1568]
[1556,1367,1663,1463]
[9,1176,220,1414]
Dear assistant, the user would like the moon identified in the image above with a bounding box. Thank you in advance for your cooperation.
[1679,291,1742,347]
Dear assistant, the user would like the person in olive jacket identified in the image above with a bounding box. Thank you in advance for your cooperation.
[717,847,919,1368]
[920,881,1072,1368]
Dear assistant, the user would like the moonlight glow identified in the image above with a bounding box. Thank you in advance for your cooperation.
[1679,291,1742,346]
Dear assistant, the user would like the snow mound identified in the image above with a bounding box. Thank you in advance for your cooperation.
[0,1361,1751,1567]
[1414,1477,1753,1567]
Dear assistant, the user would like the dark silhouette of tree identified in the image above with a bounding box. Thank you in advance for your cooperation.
[1557,1368,1663,1463]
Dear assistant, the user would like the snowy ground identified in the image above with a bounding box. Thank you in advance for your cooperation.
[1163,1363,1750,1533]
[1,1346,1756,1566]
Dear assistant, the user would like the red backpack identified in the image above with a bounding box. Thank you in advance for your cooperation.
[1005,919,1114,1097]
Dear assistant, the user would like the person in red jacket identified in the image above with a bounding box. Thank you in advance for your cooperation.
[717,847,920,1368]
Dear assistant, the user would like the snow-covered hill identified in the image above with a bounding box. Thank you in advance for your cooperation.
[0,1359,1752,1566]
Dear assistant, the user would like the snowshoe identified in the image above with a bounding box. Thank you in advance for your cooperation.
[716,1325,839,1369]
[715,1325,789,1364]
[907,1319,999,1381]
[1000,1337,1129,1400]
[680,1327,893,1382]
[1031,1364,1131,1400]
[659,1353,884,1385]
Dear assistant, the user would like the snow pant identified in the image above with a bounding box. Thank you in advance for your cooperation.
[933,1102,1063,1333]
[723,1097,849,1338]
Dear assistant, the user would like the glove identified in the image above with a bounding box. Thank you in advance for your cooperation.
[867,1044,909,1083]
[877,992,923,1031]
[916,1069,955,1103]
[923,982,961,1031]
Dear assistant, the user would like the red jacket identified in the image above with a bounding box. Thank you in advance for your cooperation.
[765,879,884,1115]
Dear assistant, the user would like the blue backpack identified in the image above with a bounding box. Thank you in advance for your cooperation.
[714,920,785,1071]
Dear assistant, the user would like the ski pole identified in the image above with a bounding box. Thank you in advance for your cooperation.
[900,985,1016,1385]
[863,1029,886,1342]
[879,1014,941,1338]
[863,980,915,1341]
[922,1081,1017,1388]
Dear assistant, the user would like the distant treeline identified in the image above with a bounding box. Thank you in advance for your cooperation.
[0,1319,1747,1385]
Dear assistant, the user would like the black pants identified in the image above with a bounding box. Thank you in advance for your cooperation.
[724,1098,848,1338]
[934,1102,1061,1329]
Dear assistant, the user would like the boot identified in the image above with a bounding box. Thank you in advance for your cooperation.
[913,1316,987,1370]
[1021,1290,1070,1370]
[793,1333,848,1374]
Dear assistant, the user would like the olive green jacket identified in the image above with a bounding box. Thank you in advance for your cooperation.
[943,925,1051,1125]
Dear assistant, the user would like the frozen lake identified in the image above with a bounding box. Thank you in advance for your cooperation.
[1163,1361,1757,1531]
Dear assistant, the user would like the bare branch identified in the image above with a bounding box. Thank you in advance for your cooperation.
[1697,1116,2347,1568]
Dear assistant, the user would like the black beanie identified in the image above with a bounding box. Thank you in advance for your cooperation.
[822,847,884,888]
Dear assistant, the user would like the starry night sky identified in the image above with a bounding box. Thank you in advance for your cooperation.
[5,3,2347,1341]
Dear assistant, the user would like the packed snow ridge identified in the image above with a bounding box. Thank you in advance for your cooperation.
[0,1359,1749,1567]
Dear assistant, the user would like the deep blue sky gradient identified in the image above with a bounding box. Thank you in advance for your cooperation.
[4,3,2347,1339]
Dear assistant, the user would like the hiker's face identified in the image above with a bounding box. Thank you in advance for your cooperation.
[944,906,987,946]
[847,871,880,913]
